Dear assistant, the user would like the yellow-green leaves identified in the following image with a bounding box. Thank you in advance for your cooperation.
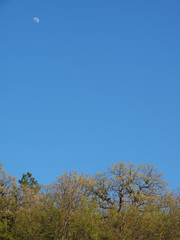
[0,162,179,240]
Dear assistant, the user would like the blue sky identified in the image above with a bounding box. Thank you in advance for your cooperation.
[0,0,180,187]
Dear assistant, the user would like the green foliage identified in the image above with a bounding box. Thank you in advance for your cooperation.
[0,162,179,240]
[19,172,39,189]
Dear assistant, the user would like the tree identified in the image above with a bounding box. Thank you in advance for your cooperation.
[0,161,179,240]
[0,163,17,239]
[48,171,90,239]
[19,172,39,190]
[90,161,167,213]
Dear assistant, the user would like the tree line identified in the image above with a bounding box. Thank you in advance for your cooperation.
[0,161,179,240]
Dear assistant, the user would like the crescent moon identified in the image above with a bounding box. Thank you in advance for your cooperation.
[33,17,40,23]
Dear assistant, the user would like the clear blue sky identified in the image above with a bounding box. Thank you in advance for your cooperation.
[0,0,180,188]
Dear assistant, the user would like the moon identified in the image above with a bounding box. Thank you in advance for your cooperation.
[33,17,40,23]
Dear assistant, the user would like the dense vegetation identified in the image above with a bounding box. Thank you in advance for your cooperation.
[0,162,179,240]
